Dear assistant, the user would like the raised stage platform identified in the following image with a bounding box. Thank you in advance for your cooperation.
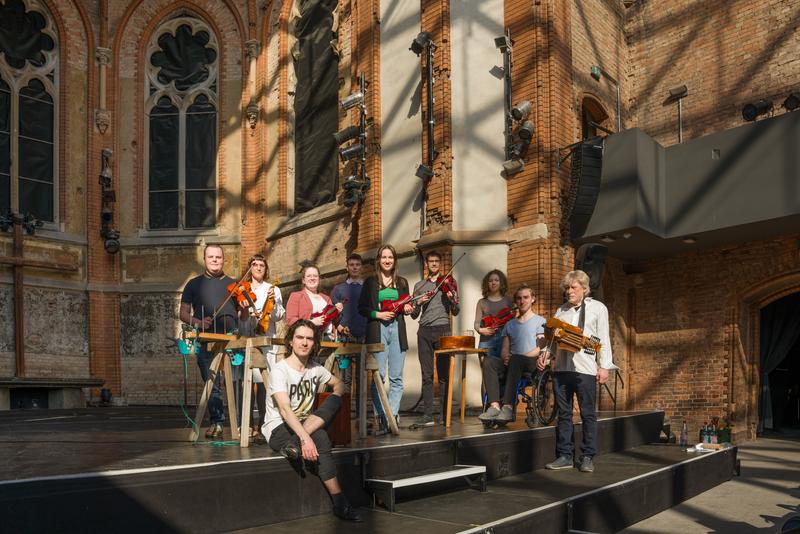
[0,407,737,533]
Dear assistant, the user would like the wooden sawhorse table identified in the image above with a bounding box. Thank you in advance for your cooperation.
[433,347,488,428]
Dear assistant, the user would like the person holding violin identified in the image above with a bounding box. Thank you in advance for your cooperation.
[241,254,285,441]
[179,244,250,439]
[286,264,343,340]
[474,269,513,409]
[410,250,460,427]
[357,244,413,433]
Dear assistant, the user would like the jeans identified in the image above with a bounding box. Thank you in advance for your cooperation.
[553,371,597,459]
[372,320,405,417]
[196,343,224,424]
[478,330,503,358]
[417,325,451,418]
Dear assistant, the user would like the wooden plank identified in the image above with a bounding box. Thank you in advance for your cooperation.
[189,352,223,441]
[223,354,239,441]
[240,339,253,448]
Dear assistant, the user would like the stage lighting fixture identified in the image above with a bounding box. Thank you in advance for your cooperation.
[334,125,360,145]
[339,143,364,162]
[410,31,433,56]
[494,34,511,52]
[342,176,367,191]
[509,140,529,160]
[517,120,534,141]
[511,100,531,121]
[668,85,688,99]
[742,99,773,122]
[103,229,121,254]
[415,164,434,181]
[340,91,364,111]
[783,92,800,112]
[502,157,524,176]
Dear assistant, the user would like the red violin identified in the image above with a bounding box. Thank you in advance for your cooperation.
[435,274,459,304]
[311,298,348,329]
[381,290,434,314]
[481,306,516,330]
[227,281,257,310]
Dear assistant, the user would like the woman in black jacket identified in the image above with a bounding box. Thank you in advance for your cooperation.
[358,244,413,432]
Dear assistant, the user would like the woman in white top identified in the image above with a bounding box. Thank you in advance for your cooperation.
[243,254,285,440]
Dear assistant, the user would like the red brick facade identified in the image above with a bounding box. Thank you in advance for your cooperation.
[1,0,797,439]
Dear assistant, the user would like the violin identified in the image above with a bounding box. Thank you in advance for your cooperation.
[380,290,434,314]
[227,280,257,311]
[481,306,516,330]
[311,298,348,329]
[435,274,459,304]
[257,278,280,335]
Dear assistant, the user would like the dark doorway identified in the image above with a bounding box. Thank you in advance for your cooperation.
[759,292,800,433]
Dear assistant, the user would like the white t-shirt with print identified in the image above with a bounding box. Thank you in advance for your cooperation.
[262,358,332,441]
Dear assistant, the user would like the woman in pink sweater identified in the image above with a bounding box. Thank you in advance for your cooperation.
[285,264,343,338]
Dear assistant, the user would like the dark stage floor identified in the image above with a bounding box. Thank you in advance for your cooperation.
[0,405,643,482]
[230,444,704,533]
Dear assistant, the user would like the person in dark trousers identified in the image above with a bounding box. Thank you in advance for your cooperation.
[179,244,249,439]
[539,270,613,473]
[410,250,460,426]
[262,319,361,521]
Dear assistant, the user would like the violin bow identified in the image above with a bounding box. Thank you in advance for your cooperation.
[430,252,466,294]
[211,264,254,322]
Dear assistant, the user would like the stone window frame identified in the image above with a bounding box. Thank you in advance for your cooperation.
[141,15,220,234]
[0,0,59,227]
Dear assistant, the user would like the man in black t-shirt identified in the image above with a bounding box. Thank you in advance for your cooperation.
[180,244,246,439]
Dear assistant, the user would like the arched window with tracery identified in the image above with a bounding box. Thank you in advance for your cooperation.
[0,0,58,223]
[145,16,218,230]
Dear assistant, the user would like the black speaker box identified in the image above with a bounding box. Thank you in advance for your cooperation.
[567,139,603,241]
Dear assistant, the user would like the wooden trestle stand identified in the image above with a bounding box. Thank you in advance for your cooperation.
[186,333,393,447]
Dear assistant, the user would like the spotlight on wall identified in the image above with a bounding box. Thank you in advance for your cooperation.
[339,143,364,162]
[502,157,524,176]
[340,91,364,111]
[668,85,688,99]
[410,31,433,56]
[494,34,512,52]
[509,140,530,160]
[342,176,369,208]
[783,92,800,112]
[333,125,360,145]
[415,164,434,181]
[511,100,531,121]
[742,99,773,122]
[517,120,535,141]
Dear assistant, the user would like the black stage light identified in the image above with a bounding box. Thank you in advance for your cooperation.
[742,99,773,121]
[103,229,121,254]
[339,143,364,162]
[410,31,433,56]
[517,120,534,140]
[415,164,434,180]
[342,176,367,191]
[334,125,360,145]
[502,158,524,176]
[509,140,530,159]
[511,100,531,121]
[783,92,800,112]
[494,35,511,52]
[340,91,364,111]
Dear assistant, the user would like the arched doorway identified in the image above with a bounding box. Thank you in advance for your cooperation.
[758,292,800,434]
[581,96,609,139]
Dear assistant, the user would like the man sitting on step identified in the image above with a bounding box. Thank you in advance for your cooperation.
[262,319,362,522]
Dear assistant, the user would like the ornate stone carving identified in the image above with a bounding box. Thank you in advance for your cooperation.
[246,100,259,129]
[245,39,261,60]
[95,47,112,66]
[95,108,110,134]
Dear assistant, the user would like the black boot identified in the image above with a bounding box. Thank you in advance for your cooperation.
[332,493,362,522]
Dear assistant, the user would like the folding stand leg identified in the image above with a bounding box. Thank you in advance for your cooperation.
[189,351,223,441]
[240,339,254,448]
[224,354,240,440]
[369,354,399,435]
[359,347,369,438]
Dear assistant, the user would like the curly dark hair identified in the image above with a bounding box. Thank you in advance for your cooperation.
[481,269,508,298]
[284,319,321,360]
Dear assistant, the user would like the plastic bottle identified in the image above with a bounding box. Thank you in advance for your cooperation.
[680,421,689,449]
[700,421,708,443]
[710,424,718,444]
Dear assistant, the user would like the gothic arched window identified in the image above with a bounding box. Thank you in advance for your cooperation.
[145,17,218,230]
[0,0,58,222]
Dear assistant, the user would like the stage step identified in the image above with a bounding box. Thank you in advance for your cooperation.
[366,464,487,512]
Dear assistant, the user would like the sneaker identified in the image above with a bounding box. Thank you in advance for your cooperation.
[414,414,435,427]
[280,442,300,460]
[333,504,363,522]
[205,423,223,439]
[545,455,574,470]
[496,405,514,422]
[478,406,501,421]
[579,456,594,473]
